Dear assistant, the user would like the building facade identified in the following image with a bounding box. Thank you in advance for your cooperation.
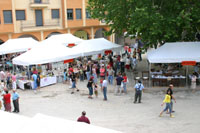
[0,0,116,44]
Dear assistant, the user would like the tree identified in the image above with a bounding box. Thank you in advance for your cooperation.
[87,0,200,48]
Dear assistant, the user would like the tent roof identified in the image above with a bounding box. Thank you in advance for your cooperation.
[45,33,83,46]
[0,111,121,133]
[72,38,122,57]
[147,42,200,63]
[19,113,122,133]
[12,41,80,66]
[0,38,39,55]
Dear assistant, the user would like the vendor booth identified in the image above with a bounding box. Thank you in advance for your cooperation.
[0,38,39,55]
[72,38,122,57]
[147,42,200,86]
[44,33,84,47]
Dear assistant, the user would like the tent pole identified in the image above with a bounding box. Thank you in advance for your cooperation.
[186,65,188,87]
[27,66,30,80]
[149,62,151,87]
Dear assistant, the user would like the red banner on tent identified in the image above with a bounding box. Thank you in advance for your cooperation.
[181,61,196,66]
[64,59,74,64]
[68,43,75,47]
[105,50,112,55]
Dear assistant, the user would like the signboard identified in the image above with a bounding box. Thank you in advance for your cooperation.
[68,43,75,47]
[181,61,196,66]
[104,50,112,55]
[64,59,73,64]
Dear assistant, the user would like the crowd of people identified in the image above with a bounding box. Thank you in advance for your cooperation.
[0,45,179,120]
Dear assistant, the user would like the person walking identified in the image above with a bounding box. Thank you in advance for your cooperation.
[3,90,11,112]
[134,80,144,103]
[166,84,176,112]
[71,72,79,94]
[37,72,41,91]
[77,111,90,124]
[11,73,17,90]
[159,90,175,118]
[12,89,20,113]
[102,77,108,101]
[32,73,38,93]
[122,73,128,94]
[107,67,114,85]
[115,73,124,95]
[191,73,197,93]
[87,77,94,99]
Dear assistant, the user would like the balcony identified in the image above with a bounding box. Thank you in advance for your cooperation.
[30,0,49,8]
[20,19,60,32]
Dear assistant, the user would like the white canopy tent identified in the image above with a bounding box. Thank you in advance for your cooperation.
[0,38,39,55]
[19,113,122,133]
[12,41,80,66]
[147,42,200,63]
[72,38,122,57]
[44,33,84,46]
[0,111,121,133]
[12,38,122,66]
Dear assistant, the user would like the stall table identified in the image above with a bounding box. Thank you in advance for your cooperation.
[17,76,57,90]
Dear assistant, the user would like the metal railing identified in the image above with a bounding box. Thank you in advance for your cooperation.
[30,0,50,4]
[21,19,60,29]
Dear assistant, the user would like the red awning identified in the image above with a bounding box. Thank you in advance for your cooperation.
[68,43,75,47]
[64,59,74,64]
[181,61,196,66]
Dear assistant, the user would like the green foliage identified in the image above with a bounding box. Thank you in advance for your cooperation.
[87,0,200,48]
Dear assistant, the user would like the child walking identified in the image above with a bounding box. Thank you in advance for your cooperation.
[94,84,98,98]
[159,90,175,118]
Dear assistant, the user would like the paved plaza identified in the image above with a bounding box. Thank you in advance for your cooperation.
[16,79,200,133]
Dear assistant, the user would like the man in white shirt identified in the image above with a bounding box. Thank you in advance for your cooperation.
[102,78,108,101]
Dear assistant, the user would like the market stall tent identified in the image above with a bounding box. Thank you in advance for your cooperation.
[44,33,84,46]
[147,42,200,63]
[0,111,121,133]
[72,38,122,57]
[12,41,80,66]
[0,38,39,55]
[19,113,122,133]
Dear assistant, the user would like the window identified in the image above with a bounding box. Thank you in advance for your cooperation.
[3,10,13,24]
[67,9,73,20]
[16,10,25,20]
[34,0,41,3]
[76,9,82,19]
[86,10,91,19]
[51,9,60,19]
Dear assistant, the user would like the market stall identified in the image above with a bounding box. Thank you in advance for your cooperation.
[72,38,122,57]
[44,33,84,46]
[0,38,39,55]
[17,76,57,90]
[147,42,200,86]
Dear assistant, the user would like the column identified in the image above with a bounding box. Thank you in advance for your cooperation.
[90,27,94,39]
[82,0,86,26]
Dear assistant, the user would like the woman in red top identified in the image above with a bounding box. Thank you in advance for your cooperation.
[123,73,128,94]
[3,90,11,112]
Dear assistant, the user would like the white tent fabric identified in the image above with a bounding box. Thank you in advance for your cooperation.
[12,41,80,66]
[0,111,121,133]
[147,42,200,63]
[72,38,122,57]
[18,113,122,133]
[0,111,30,133]
[0,38,39,55]
[45,33,84,46]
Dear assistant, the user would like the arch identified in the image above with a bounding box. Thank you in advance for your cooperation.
[18,34,39,41]
[45,32,62,39]
[0,39,4,45]
[74,30,89,40]
[94,28,108,39]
